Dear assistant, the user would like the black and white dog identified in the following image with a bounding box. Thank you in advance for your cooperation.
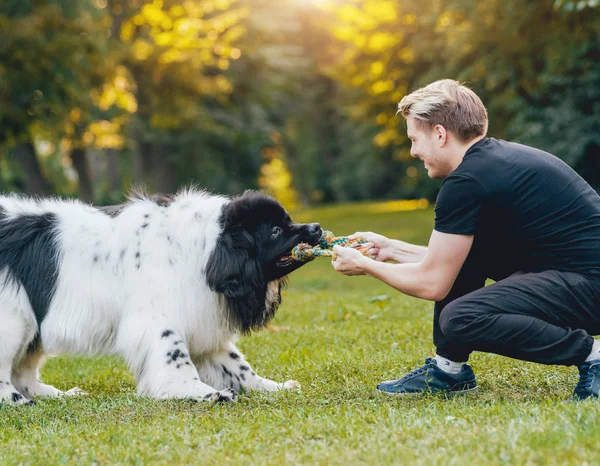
[0,189,321,404]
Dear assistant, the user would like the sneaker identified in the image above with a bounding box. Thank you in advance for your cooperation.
[573,360,600,401]
[377,357,477,395]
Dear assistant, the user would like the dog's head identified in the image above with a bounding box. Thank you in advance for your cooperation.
[206,191,321,332]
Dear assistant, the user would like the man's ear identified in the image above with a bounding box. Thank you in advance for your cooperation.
[206,230,263,298]
[434,124,448,147]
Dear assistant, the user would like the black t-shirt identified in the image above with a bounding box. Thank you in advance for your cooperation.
[434,137,600,276]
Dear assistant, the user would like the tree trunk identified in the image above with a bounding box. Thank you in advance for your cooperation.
[312,75,341,203]
[106,148,121,193]
[129,61,177,194]
[70,147,94,203]
[141,145,176,194]
[131,117,176,193]
[12,142,53,195]
[131,137,176,193]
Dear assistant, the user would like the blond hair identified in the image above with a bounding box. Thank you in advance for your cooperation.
[398,79,488,142]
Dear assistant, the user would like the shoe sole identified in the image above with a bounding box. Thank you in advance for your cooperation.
[378,386,479,397]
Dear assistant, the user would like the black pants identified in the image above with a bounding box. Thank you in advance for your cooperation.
[434,246,600,367]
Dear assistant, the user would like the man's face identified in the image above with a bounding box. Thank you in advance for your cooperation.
[406,116,453,179]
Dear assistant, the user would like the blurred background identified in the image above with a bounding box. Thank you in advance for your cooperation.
[0,0,598,209]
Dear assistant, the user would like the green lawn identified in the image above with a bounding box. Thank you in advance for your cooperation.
[2,201,599,465]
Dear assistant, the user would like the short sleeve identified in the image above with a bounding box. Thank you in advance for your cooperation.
[434,175,487,235]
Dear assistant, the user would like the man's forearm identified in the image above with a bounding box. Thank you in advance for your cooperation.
[389,240,428,263]
[359,258,440,300]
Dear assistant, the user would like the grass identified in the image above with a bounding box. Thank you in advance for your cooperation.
[2,201,600,465]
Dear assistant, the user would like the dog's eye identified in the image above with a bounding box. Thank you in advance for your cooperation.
[271,226,282,237]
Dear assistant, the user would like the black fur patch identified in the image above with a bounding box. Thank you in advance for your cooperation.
[147,193,174,208]
[27,338,42,354]
[167,349,187,361]
[161,330,174,338]
[0,208,60,328]
[239,365,249,371]
[206,202,269,333]
[11,392,23,402]
[222,365,233,377]
[100,193,173,218]
[99,205,125,217]
[229,352,239,360]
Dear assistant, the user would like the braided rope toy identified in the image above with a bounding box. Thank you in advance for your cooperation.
[288,230,374,262]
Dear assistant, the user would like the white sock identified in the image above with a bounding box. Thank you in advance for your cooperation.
[434,355,467,374]
[585,340,600,362]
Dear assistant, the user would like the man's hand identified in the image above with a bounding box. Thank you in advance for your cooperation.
[332,230,473,301]
[349,231,393,262]
[349,231,427,263]
[331,245,368,276]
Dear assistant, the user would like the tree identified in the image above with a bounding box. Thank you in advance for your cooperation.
[320,0,600,199]
[0,0,111,195]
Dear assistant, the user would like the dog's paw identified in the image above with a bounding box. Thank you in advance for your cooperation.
[283,380,301,390]
[202,388,238,403]
[0,391,35,406]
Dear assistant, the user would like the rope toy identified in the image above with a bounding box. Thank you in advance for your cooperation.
[288,230,373,262]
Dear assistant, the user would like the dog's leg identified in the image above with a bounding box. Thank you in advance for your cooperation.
[195,343,301,393]
[12,347,86,399]
[120,326,237,403]
[0,311,34,406]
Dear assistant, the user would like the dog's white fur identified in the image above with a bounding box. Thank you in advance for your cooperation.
[0,190,299,405]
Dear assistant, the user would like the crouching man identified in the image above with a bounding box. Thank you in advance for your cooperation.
[332,79,600,401]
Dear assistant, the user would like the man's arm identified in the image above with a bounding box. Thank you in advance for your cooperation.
[386,239,428,263]
[332,230,473,301]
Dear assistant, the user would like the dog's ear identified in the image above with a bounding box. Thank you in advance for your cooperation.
[207,229,274,333]
[206,230,264,298]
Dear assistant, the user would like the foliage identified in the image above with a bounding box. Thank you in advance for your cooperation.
[0,0,110,145]
[322,0,600,196]
[0,0,598,202]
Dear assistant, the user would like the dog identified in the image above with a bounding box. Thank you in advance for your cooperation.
[0,189,322,404]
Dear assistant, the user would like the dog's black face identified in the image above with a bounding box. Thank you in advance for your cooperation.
[251,209,322,282]
[206,191,321,333]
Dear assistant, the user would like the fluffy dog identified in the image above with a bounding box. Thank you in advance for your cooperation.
[0,189,321,404]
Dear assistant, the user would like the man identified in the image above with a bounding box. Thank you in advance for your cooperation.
[331,79,600,400]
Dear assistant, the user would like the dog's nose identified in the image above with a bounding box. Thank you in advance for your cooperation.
[307,223,321,236]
